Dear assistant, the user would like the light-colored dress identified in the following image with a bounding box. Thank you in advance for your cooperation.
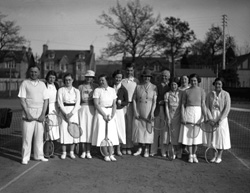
[46,83,60,140]
[179,87,205,145]
[164,89,183,145]
[78,83,98,143]
[57,87,81,144]
[92,87,119,146]
[204,90,231,149]
[133,83,157,144]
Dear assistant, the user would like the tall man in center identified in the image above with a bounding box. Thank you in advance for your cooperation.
[121,63,139,155]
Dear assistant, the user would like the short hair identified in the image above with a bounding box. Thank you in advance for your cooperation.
[213,77,225,86]
[169,77,180,87]
[98,74,108,80]
[112,70,123,78]
[180,75,189,82]
[189,73,201,83]
[28,65,40,72]
[63,73,74,84]
[45,70,58,81]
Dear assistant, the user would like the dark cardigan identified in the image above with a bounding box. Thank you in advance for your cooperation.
[116,85,129,110]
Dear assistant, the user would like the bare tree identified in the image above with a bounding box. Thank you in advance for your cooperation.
[153,17,196,76]
[0,12,26,51]
[96,0,159,61]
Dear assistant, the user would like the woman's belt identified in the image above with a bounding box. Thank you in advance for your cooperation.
[63,103,76,106]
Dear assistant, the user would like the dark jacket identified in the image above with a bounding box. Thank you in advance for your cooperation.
[116,85,129,110]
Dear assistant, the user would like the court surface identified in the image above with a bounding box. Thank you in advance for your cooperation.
[1,99,250,193]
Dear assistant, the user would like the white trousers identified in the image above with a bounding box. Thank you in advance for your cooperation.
[22,108,44,162]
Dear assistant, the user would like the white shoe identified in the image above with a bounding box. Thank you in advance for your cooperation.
[215,158,222,164]
[110,155,117,161]
[193,154,199,163]
[188,154,193,163]
[210,157,217,163]
[104,156,111,162]
[21,160,28,165]
[86,153,92,159]
[70,152,76,159]
[133,148,142,156]
[144,149,149,158]
[61,153,66,159]
[35,158,48,162]
[80,152,86,159]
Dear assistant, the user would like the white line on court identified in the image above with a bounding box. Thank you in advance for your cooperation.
[229,150,250,170]
[0,162,41,192]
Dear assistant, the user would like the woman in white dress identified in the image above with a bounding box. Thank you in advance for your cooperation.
[92,74,119,162]
[179,73,207,163]
[57,73,81,159]
[44,70,60,158]
[165,77,183,159]
[78,70,98,159]
[112,70,128,156]
[205,77,231,163]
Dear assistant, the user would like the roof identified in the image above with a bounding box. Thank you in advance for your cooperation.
[0,50,25,63]
[96,63,122,77]
[175,68,216,77]
[227,52,250,68]
[41,50,91,64]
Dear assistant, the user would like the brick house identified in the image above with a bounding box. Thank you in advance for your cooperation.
[0,46,35,79]
[40,44,95,81]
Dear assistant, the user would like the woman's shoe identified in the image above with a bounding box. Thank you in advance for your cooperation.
[80,152,86,159]
[210,157,217,163]
[144,150,149,158]
[110,155,117,161]
[215,158,222,164]
[86,153,92,159]
[122,149,127,155]
[127,149,132,155]
[133,148,142,156]
[193,154,199,163]
[70,152,76,159]
[104,156,111,162]
[117,151,123,156]
[61,153,66,160]
[188,154,193,163]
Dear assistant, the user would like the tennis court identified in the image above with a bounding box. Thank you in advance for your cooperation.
[0,99,250,193]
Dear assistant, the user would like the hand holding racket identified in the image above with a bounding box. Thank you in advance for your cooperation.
[181,121,203,138]
[100,119,114,157]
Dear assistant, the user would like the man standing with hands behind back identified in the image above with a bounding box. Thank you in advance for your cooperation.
[121,63,139,155]
[18,65,49,164]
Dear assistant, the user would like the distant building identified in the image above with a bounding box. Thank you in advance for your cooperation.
[228,53,250,87]
[0,46,35,79]
[40,44,95,80]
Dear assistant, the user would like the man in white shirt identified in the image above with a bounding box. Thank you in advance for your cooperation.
[18,65,49,164]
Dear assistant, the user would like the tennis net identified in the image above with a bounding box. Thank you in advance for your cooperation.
[0,107,250,167]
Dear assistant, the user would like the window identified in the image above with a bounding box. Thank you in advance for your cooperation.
[45,61,54,70]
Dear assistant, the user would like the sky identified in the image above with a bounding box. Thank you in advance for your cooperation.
[0,0,250,58]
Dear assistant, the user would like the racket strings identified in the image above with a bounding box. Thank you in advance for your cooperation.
[68,123,83,138]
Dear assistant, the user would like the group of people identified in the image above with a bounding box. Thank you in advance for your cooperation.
[18,63,231,165]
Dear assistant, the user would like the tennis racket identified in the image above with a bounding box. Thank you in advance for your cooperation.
[182,121,203,138]
[43,128,54,158]
[100,120,114,157]
[45,111,62,131]
[167,123,175,161]
[136,116,166,134]
[204,121,218,163]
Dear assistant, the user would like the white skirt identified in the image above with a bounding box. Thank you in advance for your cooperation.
[78,104,95,143]
[114,108,126,144]
[59,106,79,144]
[203,109,231,149]
[92,108,119,146]
[178,106,203,145]
[47,103,60,140]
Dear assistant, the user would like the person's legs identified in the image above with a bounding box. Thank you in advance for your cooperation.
[133,143,142,156]
[22,121,35,164]
[215,149,223,163]
[70,144,76,159]
[193,145,199,163]
[188,145,193,163]
[86,143,92,158]
[33,122,45,160]
[61,144,67,159]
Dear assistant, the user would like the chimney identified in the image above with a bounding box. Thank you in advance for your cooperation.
[22,46,26,53]
[43,44,48,53]
[90,45,94,53]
